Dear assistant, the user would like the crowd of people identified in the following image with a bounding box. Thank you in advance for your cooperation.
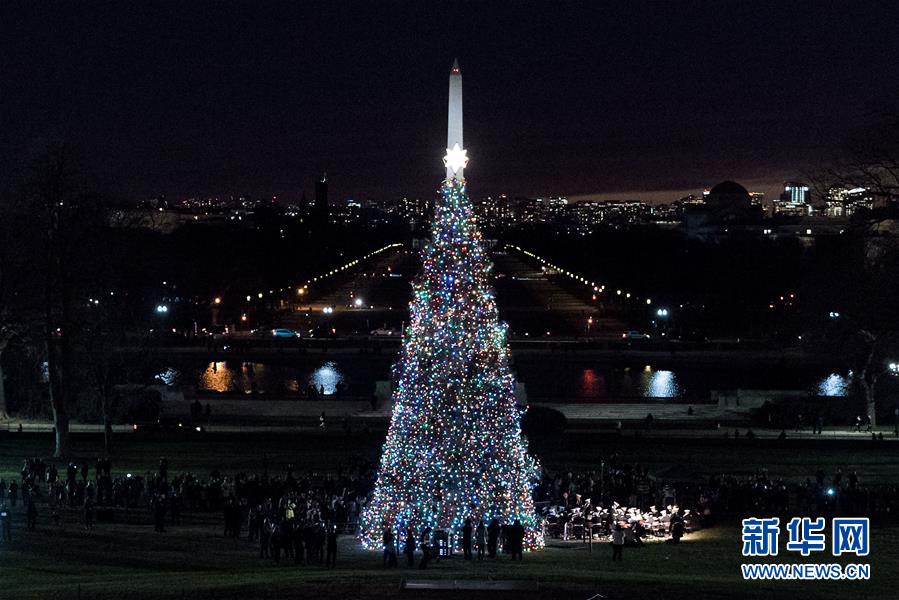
[2,453,896,565]
[377,517,527,569]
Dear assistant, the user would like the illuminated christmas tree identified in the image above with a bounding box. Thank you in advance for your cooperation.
[360,61,543,550]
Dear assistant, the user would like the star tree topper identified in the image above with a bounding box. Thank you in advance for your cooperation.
[443,142,469,177]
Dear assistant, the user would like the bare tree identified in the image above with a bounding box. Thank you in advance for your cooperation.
[807,111,899,426]
[810,111,899,207]
[21,144,105,456]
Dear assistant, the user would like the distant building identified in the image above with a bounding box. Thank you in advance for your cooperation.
[783,182,810,203]
[684,181,762,239]
[313,173,329,224]
[474,194,514,228]
[773,182,812,216]
[824,187,850,217]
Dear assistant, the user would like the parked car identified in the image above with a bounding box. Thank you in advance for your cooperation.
[370,328,398,336]
[271,328,300,338]
[622,331,651,340]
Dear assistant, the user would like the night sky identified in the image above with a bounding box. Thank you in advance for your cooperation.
[3,1,898,204]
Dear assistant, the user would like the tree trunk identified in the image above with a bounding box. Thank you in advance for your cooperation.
[53,406,70,457]
[859,337,878,428]
[864,378,877,428]
[46,336,70,457]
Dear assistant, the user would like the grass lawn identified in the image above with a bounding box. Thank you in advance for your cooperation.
[1,431,898,599]
[2,430,899,484]
[3,517,897,599]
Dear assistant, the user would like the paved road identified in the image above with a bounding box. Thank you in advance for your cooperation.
[492,250,627,337]
[270,245,632,338]
[281,248,415,336]
[6,419,897,441]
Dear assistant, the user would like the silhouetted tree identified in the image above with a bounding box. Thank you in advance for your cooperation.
[20,144,106,456]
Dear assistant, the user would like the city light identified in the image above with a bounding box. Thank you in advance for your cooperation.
[354,297,364,307]
[507,245,659,307]
[213,297,221,305]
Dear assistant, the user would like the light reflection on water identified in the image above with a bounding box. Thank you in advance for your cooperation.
[646,369,679,397]
[816,373,851,397]
[310,362,344,395]
[192,361,348,395]
[182,360,850,400]
[577,366,682,398]
[201,361,234,392]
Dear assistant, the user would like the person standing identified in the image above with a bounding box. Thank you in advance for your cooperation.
[383,525,397,567]
[611,523,625,561]
[510,519,524,561]
[325,522,338,568]
[418,526,432,569]
[403,526,417,567]
[461,518,473,560]
[487,519,500,558]
[670,515,685,544]
[259,519,271,558]
[475,520,486,560]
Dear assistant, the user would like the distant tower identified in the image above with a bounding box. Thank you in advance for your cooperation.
[314,172,328,224]
[299,191,309,213]
[443,59,468,180]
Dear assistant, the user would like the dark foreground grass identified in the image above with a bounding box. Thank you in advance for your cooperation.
[2,516,897,600]
[1,431,898,599]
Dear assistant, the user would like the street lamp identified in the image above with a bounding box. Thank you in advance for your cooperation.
[354,297,364,308]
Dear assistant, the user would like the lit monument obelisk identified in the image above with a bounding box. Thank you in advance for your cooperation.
[443,59,468,180]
